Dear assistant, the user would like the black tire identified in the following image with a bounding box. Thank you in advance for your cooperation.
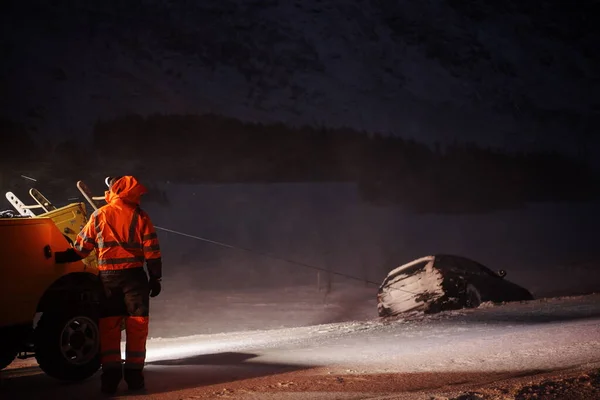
[34,309,101,381]
[465,284,482,309]
[0,347,17,370]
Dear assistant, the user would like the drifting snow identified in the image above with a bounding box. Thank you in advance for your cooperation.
[3,291,600,399]
[142,182,600,303]
[144,291,600,374]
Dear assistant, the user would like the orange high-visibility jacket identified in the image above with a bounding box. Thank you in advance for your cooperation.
[74,176,161,270]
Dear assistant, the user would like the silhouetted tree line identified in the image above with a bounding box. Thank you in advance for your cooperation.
[87,113,600,213]
[2,114,597,214]
[91,113,363,182]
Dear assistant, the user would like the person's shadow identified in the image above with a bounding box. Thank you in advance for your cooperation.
[0,352,311,399]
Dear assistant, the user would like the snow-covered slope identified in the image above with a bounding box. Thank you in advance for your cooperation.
[1,0,598,155]
[4,292,600,399]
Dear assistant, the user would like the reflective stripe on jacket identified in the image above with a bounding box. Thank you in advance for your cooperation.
[74,176,161,270]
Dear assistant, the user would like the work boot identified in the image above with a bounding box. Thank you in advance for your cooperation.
[100,367,122,395]
[124,368,145,391]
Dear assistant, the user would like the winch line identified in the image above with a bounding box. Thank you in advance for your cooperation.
[155,225,380,286]
[155,225,418,294]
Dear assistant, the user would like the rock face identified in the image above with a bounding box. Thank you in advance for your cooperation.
[1,0,598,155]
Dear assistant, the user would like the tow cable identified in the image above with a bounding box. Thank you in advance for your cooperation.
[154,225,419,295]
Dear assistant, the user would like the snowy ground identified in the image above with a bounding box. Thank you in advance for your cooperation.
[2,182,599,398]
[2,284,599,399]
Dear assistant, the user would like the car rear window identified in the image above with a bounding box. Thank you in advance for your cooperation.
[435,255,499,277]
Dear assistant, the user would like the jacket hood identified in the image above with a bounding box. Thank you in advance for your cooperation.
[105,176,148,205]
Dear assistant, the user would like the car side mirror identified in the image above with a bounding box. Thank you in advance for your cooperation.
[497,269,507,278]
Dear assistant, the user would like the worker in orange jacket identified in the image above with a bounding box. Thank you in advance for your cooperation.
[56,176,162,394]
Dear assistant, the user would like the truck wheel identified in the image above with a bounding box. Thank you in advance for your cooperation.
[34,310,101,381]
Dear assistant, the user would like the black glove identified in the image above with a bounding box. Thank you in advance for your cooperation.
[149,278,162,298]
[55,248,84,263]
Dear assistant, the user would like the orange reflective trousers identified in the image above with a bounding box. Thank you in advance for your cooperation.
[98,268,150,371]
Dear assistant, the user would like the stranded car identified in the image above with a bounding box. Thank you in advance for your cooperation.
[377,254,533,317]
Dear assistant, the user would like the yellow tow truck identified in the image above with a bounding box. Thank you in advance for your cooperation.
[0,184,101,381]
